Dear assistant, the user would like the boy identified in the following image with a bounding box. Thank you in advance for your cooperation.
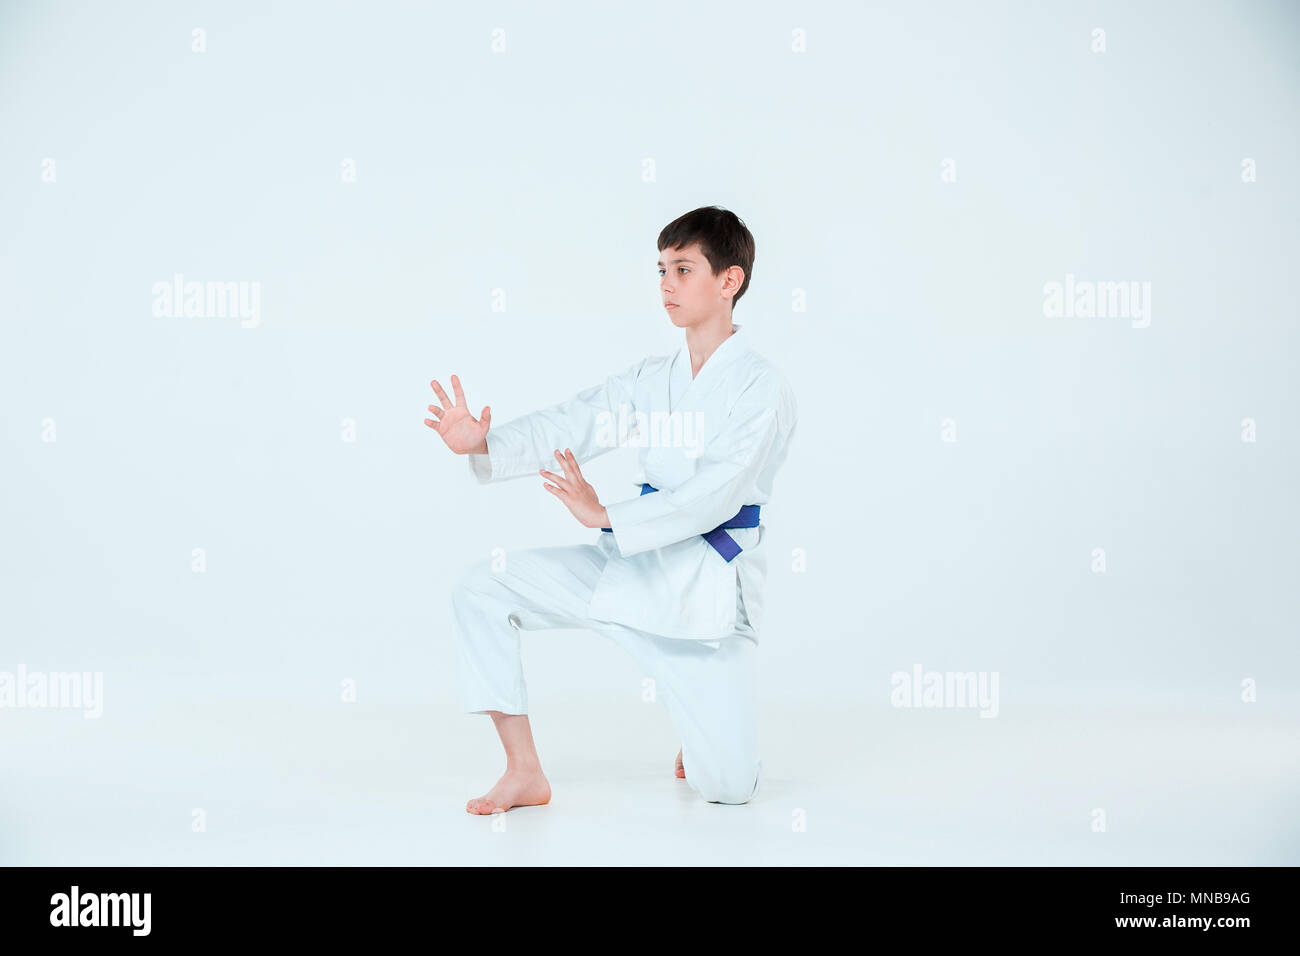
[424,206,798,813]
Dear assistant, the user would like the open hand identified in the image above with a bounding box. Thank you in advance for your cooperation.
[425,374,490,455]
[540,448,610,529]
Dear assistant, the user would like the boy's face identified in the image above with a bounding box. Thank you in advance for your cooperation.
[658,242,729,328]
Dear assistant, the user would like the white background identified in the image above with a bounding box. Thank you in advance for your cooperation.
[1,0,1297,864]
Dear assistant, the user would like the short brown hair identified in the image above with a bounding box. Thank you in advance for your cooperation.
[657,206,755,310]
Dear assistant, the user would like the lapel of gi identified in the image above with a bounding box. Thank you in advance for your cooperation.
[671,323,750,418]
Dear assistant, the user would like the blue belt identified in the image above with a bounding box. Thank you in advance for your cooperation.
[601,483,760,563]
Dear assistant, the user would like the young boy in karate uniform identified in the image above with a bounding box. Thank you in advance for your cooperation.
[424,206,798,813]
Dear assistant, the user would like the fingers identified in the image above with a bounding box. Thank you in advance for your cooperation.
[424,404,444,431]
[430,379,452,408]
[553,448,582,478]
[451,374,467,407]
[542,449,585,497]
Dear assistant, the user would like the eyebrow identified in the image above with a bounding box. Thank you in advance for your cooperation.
[657,257,696,266]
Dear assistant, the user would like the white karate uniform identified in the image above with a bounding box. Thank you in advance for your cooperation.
[452,322,798,804]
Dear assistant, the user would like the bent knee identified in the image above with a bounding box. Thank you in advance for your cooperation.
[452,556,501,602]
[694,760,761,805]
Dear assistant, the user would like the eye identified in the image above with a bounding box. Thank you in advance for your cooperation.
[679,267,689,275]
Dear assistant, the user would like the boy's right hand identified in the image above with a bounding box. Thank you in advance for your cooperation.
[425,374,491,455]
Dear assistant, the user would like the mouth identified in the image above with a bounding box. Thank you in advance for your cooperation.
[665,303,678,310]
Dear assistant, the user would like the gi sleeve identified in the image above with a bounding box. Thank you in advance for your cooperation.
[603,381,787,557]
[467,358,645,484]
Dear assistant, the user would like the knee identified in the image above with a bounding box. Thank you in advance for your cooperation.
[452,556,499,604]
[451,559,525,642]
[694,758,761,806]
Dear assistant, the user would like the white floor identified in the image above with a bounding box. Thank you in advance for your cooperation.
[4,680,1296,866]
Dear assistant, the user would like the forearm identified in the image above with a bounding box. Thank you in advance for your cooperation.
[466,357,645,484]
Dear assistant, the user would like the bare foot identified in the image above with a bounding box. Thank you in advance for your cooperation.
[675,748,685,779]
[466,766,551,814]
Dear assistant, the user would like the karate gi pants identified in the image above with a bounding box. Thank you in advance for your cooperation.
[452,543,763,805]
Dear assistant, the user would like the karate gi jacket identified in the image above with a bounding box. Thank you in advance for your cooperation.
[468,322,798,643]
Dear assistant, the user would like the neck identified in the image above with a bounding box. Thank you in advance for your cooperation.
[684,315,736,378]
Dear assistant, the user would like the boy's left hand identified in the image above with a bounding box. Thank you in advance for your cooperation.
[540,449,610,529]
